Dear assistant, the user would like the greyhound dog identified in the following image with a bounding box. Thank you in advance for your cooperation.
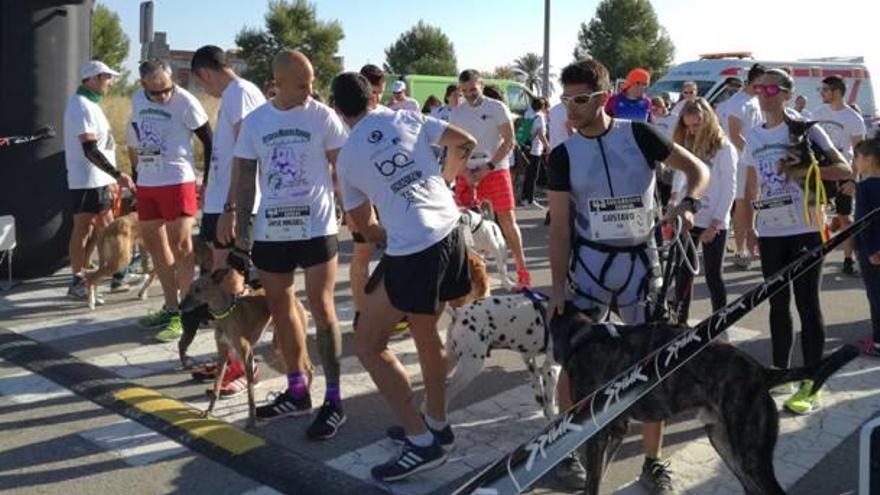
[554,305,859,495]
[459,208,514,289]
[180,268,311,428]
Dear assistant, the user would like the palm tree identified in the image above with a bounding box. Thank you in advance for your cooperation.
[491,65,519,80]
[513,53,555,96]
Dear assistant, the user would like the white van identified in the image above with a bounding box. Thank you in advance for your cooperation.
[650,52,877,124]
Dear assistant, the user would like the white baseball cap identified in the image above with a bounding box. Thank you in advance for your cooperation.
[391,80,406,93]
[80,60,121,80]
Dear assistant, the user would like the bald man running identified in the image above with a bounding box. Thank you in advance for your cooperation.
[218,49,347,439]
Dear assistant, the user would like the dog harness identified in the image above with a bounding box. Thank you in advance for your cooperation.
[520,288,552,351]
[210,301,236,321]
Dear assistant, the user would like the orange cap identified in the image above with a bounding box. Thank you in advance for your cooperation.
[623,68,651,91]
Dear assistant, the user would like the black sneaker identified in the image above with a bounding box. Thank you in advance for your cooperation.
[639,457,676,495]
[843,257,858,275]
[552,452,587,489]
[255,390,312,421]
[386,420,454,447]
[306,401,346,440]
[370,438,447,482]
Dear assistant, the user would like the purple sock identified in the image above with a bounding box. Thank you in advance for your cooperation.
[287,372,308,399]
[325,383,341,405]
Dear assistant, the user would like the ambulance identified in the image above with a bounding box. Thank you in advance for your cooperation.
[649,52,877,124]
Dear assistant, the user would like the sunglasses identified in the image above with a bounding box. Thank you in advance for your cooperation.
[148,86,174,98]
[560,90,605,106]
[682,90,695,95]
[754,84,789,97]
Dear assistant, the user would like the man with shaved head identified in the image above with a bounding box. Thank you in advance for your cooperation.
[218,49,348,439]
[129,59,212,342]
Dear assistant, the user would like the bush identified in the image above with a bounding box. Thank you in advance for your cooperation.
[100,94,220,176]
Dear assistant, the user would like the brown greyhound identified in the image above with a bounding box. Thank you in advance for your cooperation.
[179,268,311,428]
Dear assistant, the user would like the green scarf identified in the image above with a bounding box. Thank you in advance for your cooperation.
[77,85,102,103]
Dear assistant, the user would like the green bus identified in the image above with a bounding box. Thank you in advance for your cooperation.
[382,74,537,115]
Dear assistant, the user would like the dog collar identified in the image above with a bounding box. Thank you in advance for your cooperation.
[211,302,236,321]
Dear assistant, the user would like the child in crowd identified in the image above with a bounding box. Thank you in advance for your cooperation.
[855,131,880,357]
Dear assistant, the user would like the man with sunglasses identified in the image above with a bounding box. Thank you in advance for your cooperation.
[813,75,867,275]
[64,60,136,303]
[547,59,709,494]
[720,63,765,270]
[128,59,212,342]
[669,81,698,116]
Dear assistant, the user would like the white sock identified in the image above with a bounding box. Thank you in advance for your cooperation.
[407,431,434,447]
[424,415,447,431]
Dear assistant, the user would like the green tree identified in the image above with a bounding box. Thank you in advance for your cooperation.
[235,0,344,94]
[92,4,131,93]
[573,0,675,81]
[512,53,556,95]
[491,65,519,81]
[384,21,457,76]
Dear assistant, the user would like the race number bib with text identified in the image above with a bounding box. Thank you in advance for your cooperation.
[263,205,311,241]
[753,194,799,230]
[588,195,651,241]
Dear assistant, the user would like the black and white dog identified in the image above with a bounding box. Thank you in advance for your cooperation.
[459,208,514,289]
[553,304,859,495]
[446,292,560,419]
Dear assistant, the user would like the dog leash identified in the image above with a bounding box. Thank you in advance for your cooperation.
[802,159,830,242]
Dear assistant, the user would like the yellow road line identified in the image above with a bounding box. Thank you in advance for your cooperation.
[115,387,265,455]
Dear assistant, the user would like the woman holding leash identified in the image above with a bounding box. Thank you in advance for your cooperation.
[742,68,852,415]
[669,98,738,322]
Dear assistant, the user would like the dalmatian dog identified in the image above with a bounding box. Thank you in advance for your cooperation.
[458,208,514,290]
[445,292,560,419]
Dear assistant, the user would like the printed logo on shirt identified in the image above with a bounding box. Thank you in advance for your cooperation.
[266,146,310,199]
[137,119,164,151]
[368,130,383,144]
[754,144,795,196]
[374,151,414,177]
[261,128,311,145]
[139,108,172,120]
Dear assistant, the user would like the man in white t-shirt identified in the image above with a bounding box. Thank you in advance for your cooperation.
[63,60,136,302]
[331,71,476,482]
[814,75,867,274]
[189,45,267,395]
[521,97,550,208]
[723,63,766,269]
[450,69,532,288]
[794,95,812,119]
[223,50,347,440]
[127,60,212,342]
[548,101,573,150]
[388,80,419,112]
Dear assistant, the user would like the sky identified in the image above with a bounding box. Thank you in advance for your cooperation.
[98,0,880,102]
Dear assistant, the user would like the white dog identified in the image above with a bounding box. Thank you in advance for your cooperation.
[445,292,560,419]
[458,208,514,289]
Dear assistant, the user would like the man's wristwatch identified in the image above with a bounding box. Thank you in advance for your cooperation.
[223,202,236,213]
[679,196,702,214]
[486,161,496,171]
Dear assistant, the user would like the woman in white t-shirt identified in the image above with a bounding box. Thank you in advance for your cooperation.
[742,69,852,415]
[669,98,738,322]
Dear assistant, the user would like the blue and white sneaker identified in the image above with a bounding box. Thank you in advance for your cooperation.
[386,421,454,447]
[371,438,447,482]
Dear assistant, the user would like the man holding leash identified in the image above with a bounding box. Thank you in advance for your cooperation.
[332,71,476,481]
[189,45,267,396]
[63,60,135,302]
[221,50,347,440]
[547,59,709,494]
[128,59,212,343]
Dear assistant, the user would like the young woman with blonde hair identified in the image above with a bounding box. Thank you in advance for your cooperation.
[670,98,738,321]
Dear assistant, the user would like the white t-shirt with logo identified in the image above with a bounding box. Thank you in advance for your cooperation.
[741,120,836,238]
[204,78,266,214]
[63,93,117,189]
[126,87,208,186]
[337,110,459,256]
[449,96,513,169]
[720,91,763,138]
[234,97,347,242]
[811,104,866,162]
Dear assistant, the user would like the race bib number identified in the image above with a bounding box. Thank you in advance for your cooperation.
[263,205,311,241]
[137,145,162,171]
[753,195,798,229]
[588,195,651,241]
